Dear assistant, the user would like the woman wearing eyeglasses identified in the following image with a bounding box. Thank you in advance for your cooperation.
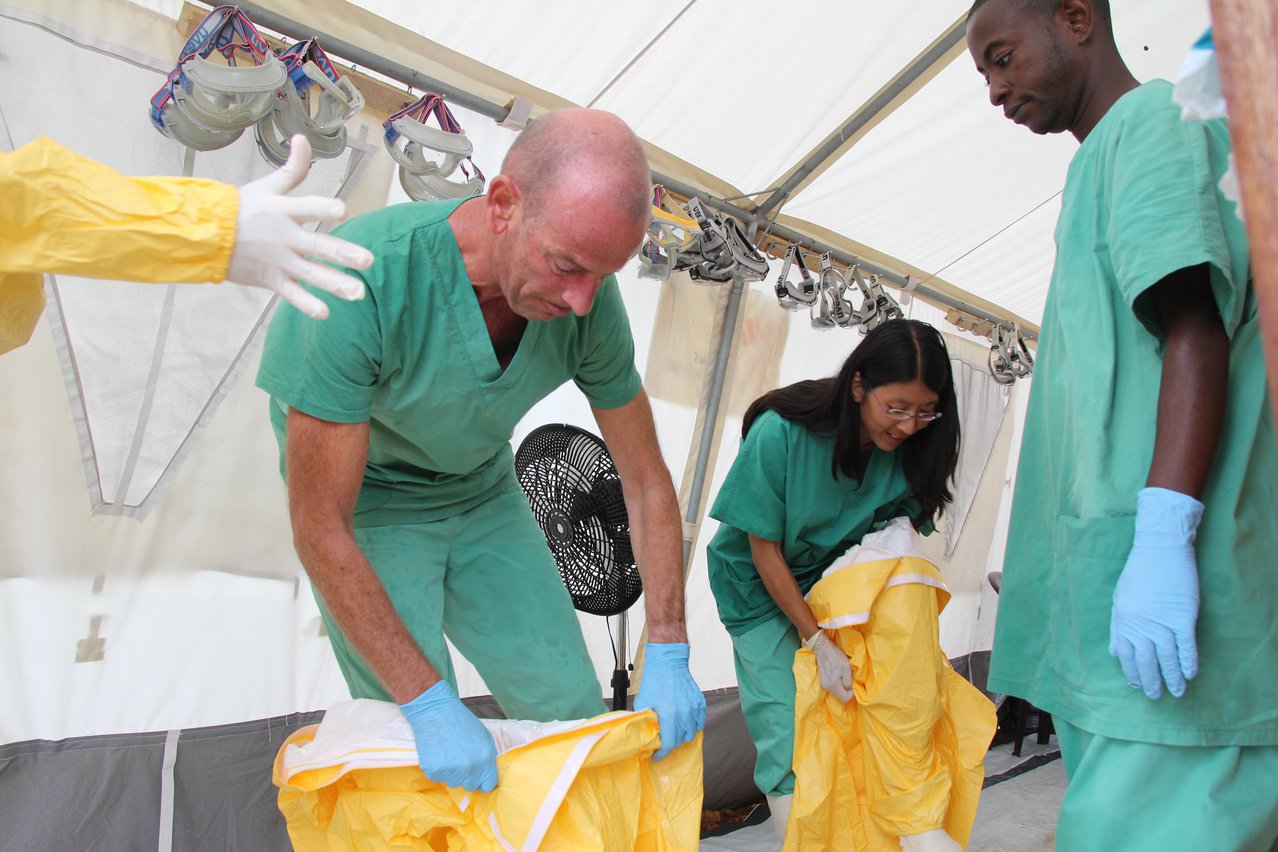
[705,318,960,843]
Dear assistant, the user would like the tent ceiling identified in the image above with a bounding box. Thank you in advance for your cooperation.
[146,0,1210,329]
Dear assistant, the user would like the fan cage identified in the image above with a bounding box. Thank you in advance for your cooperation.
[514,424,642,616]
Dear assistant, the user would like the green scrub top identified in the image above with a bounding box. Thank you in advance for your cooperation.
[707,410,918,636]
[989,81,1278,746]
[255,199,642,528]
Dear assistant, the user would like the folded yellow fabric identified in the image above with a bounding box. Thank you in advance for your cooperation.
[274,700,703,851]
[787,524,996,851]
[0,137,236,353]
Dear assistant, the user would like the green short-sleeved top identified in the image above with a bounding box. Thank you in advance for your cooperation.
[706,410,919,635]
[988,81,1278,746]
[255,199,642,527]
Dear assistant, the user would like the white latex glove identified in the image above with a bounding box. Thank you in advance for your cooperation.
[804,629,853,703]
[226,134,374,319]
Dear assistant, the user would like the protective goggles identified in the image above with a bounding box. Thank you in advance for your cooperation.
[256,39,364,165]
[150,6,285,149]
[682,197,769,284]
[988,325,1018,384]
[848,266,904,333]
[774,244,817,310]
[385,94,485,200]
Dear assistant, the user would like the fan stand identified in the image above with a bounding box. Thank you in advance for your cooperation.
[610,611,631,712]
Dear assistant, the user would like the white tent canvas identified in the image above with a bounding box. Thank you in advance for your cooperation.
[0,0,1208,847]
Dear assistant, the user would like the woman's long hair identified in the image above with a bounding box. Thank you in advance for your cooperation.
[741,319,960,526]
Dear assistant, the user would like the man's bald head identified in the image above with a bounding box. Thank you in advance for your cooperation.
[501,109,652,229]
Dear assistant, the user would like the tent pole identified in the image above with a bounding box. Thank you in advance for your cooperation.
[681,273,746,570]
[1207,1,1278,438]
[753,17,968,219]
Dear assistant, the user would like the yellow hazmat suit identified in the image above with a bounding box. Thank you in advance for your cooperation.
[786,520,996,851]
[0,137,236,354]
[274,700,703,851]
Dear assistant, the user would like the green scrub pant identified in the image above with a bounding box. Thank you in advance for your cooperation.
[314,486,607,722]
[1055,718,1278,852]
[731,610,802,797]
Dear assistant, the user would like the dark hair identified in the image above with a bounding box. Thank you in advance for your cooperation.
[967,0,1111,27]
[741,319,960,526]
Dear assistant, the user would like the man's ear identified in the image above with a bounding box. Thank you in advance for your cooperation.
[1060,0,1095,43]
[485,174,520,234]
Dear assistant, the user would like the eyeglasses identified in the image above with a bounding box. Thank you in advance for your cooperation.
[868,388,943,422]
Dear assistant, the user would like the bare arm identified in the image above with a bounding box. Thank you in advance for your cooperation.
[1144,264,1229,497]
[747,534,820,639]
[592,388,687,643]
[286,407,442,702]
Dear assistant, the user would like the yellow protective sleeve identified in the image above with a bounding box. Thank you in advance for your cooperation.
[786,556,997,852]
[0,137,238,354]
[274,707,704,851]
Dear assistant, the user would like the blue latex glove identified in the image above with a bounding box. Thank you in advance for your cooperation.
[1109,487,1205,700]
[634,642,706,760]
[399,681,499,791]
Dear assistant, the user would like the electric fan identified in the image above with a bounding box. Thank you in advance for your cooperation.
[514,424,642,711]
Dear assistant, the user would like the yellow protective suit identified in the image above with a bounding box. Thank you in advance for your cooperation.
[786,522,997,851]
[0,137,237,354]
[274,700,703,851]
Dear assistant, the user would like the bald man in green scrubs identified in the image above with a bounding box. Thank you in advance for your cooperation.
[257,109,705,793]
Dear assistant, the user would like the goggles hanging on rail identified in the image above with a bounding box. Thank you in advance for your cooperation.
[384,94,485,201]
[256,38,364,166]
[150,5,286,151]
[1007,325,1034,378]
[810,252,841,330]
[774,244,817,310]
[848,266,904,333]
[681,197,769,284]
[988,325,1017,385]
[638,193,703,282]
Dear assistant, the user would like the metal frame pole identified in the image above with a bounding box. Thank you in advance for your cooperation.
[680,273,746,569]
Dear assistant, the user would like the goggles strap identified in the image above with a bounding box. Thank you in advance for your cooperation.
[280,39,343,93]
[150,5,276,130]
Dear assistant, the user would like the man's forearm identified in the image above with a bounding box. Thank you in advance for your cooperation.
[627,478,688,644]
[1146,268,1229,497]
[294,523,443,702]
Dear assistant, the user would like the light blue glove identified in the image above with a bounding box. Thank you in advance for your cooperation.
[1109,487,1205,700]
[634,642,707,760]
[399,681,499,791]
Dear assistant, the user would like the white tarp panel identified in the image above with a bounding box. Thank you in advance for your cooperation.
[788,0,1211,325]
[0,0,1184,758]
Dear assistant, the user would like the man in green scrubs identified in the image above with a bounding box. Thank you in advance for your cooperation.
[256,109,705,793]
[967,1,1278,848]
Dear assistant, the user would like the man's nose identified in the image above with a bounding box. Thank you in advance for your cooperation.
[563,274,601,316]
[989,75,1010,108]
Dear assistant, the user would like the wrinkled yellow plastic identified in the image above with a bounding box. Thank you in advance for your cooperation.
[274,709,704,851]
[787,556,997,851]
[0,137,237,354]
